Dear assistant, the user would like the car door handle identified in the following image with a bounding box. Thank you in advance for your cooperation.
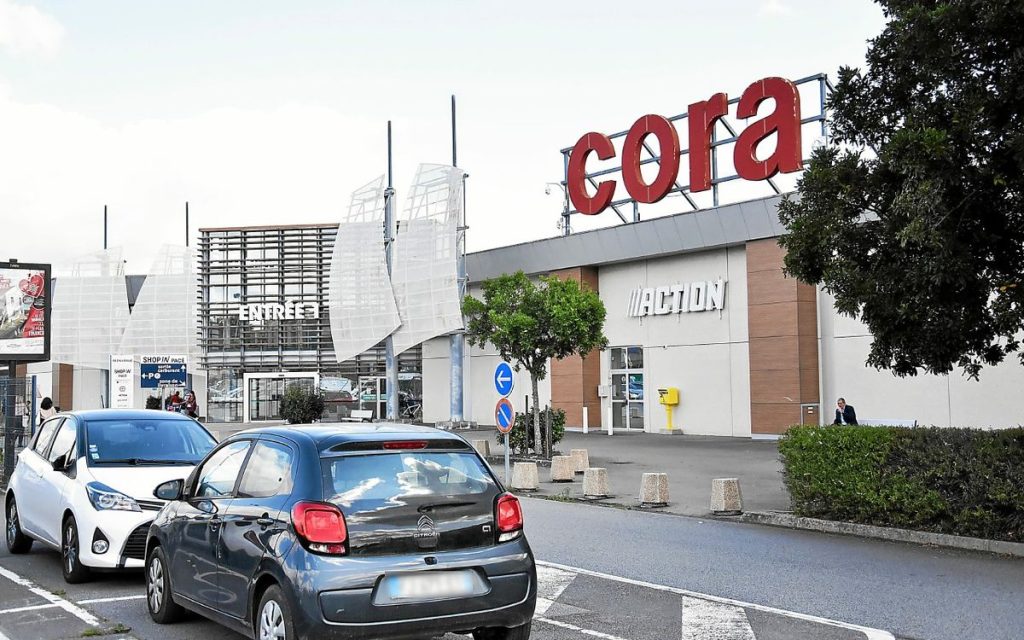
[256,517,274,527]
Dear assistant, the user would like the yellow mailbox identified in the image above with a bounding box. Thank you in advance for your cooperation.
[657,387,680,431]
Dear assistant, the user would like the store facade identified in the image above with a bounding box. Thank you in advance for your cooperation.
[422,193,1024,436]
[198,224,421,423]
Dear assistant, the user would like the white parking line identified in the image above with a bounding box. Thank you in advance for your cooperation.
[0,603,60,615]
[0,564,99,626]
[537,561,895,640]
[78,595,146,605]
[535,616,633,640]
[681,595,755,640]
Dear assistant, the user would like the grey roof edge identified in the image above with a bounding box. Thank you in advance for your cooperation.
[467,193,790,283]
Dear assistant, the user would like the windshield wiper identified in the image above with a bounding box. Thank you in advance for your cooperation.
[94,458,195,466]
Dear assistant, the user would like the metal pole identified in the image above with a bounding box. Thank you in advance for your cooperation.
[711,127,720,207]
[562,153,571,236]
[384,122,399,421]
[450,95,465,424]
[103,205,108,249]
[504,433,510,486]
[185,201,190,247]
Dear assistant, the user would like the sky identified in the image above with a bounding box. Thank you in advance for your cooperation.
[0,0,886,274]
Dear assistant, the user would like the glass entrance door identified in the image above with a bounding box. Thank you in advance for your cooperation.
[247,375,315,422]
[358,377,387,419]
[610,346,644,430]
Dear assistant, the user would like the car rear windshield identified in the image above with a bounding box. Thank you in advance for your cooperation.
[85,419,217,465]
[322,452,496,509]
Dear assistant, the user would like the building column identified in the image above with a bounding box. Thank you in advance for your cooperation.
[746,239,820,434]
[549,267,602,429]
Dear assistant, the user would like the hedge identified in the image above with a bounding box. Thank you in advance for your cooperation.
[495,406,566,455]
[778,425,1024,542]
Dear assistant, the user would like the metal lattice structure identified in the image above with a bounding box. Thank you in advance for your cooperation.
[117,244,201,364]
[50,248,131,369]
[389,164,464,356]
[557,73,832,233]
[327,176,401,364]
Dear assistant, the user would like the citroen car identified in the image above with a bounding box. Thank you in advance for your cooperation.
[144,423,536,640]
[4,409,218,583]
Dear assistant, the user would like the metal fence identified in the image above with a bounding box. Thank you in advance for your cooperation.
[1,377,34,488]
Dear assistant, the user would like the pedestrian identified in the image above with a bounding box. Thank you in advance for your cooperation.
[183,390,199,419]
[167,390,182,412]
[39,397,57,420]
[833,397,858,425]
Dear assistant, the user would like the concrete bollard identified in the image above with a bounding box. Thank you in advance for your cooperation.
[511,462,539,491]
[570,449,590,474]
[471,439,491,458]
[583,468,609,498]
[639,472,669,507]
[710,477,743,514]
[549,456,575,482]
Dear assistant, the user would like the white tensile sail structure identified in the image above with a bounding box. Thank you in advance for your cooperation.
[118,244,200,364]
[389,163,464,355]
[327,175,402,364]
[51,248,131,369]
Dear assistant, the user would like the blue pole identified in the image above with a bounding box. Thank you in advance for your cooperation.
[450,95,465,424]
[384,121,399,421]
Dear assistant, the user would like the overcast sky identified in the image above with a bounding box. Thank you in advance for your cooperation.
[0,0,886,274]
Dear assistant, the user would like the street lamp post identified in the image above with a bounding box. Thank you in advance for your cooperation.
[546,183,571,236]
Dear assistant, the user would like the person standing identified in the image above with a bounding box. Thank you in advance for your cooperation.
[39,397,57,420]
[834,397,858,425]
[183,390,199,419]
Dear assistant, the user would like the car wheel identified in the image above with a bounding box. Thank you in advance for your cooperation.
[147,546,185,624]
[61,516,91,584]
[473,622,532,640]
[5,496,33,554]
[256,585,295,640]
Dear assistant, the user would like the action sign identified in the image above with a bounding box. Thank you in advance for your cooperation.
[495,398,514,434]
[494,362,514,397]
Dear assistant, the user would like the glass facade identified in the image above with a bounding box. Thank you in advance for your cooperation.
[610,346,644,429]
[198,225,421,423]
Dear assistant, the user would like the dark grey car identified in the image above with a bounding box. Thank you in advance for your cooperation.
[144,423,536,640]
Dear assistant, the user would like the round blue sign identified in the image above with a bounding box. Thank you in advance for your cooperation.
[495,398,515,433]
[494,362,515,397]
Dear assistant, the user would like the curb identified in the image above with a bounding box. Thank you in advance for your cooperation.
[742,511,1024,558]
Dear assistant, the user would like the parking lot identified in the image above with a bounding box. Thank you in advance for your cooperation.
[0,508,895,640]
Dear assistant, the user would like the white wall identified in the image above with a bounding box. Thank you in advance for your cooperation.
[819,289,1024,428]
[598,246,751,437]
[422,336,551,427]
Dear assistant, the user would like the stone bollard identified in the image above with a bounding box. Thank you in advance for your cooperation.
[549,456,575,482]
[471,439,491,458]
[570,449,590,474]
[583,468,609,498]
[710,478,743,514]
[639,473,670,507]
[511,462,539,491]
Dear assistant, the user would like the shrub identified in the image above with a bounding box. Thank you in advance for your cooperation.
[145,396,162,410]
[496,406,565,455]
[280,386,325,425]
[779,425,1024,541]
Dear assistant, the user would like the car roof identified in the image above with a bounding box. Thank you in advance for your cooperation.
[230,422,468,453]
[65,408,194,422]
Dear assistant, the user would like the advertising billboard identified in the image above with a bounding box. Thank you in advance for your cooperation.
[0,261,51,362]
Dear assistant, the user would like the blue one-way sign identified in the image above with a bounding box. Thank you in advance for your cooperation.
[494,362,514,397]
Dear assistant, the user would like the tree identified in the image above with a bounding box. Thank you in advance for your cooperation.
[778,0,1024,378]
[463,271,607,457]
[280,385,325,424]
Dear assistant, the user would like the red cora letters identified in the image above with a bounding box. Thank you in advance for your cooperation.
[567,76,802,215]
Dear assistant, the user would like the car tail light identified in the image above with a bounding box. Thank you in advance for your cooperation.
[291,501,347,555]
[496,493,523,542]
[382,440,428,450]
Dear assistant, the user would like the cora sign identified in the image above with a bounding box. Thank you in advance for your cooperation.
[567,76,803,215]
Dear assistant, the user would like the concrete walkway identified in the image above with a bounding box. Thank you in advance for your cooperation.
[477,429,791,517]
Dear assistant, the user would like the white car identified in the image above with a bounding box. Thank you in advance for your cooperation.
[4,409,217,583]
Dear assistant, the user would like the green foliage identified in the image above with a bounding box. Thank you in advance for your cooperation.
[778,1,1024,378]
[280,385,325,425]
[145,396,162,410]
[463,271,608,379]
[495,407,566,455]
[779,425,1024,541]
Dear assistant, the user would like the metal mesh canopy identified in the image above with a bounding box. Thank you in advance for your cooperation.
[118,244,200,365]
[390,164,464,356]
[51,248,131,369]
[327,175,401,364]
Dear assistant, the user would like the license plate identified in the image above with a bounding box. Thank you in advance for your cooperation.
[387,571,475,601]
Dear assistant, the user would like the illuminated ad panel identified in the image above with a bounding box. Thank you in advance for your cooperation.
[0,260,51,362]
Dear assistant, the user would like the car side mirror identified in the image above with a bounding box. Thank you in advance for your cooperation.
[51,454,68,471]
[154,479,184,501]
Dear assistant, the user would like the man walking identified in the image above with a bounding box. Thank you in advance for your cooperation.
[834,397,858,425]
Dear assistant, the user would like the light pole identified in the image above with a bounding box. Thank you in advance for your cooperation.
[546,183,571,236]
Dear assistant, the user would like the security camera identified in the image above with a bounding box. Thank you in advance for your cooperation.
[544,186,551,196]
